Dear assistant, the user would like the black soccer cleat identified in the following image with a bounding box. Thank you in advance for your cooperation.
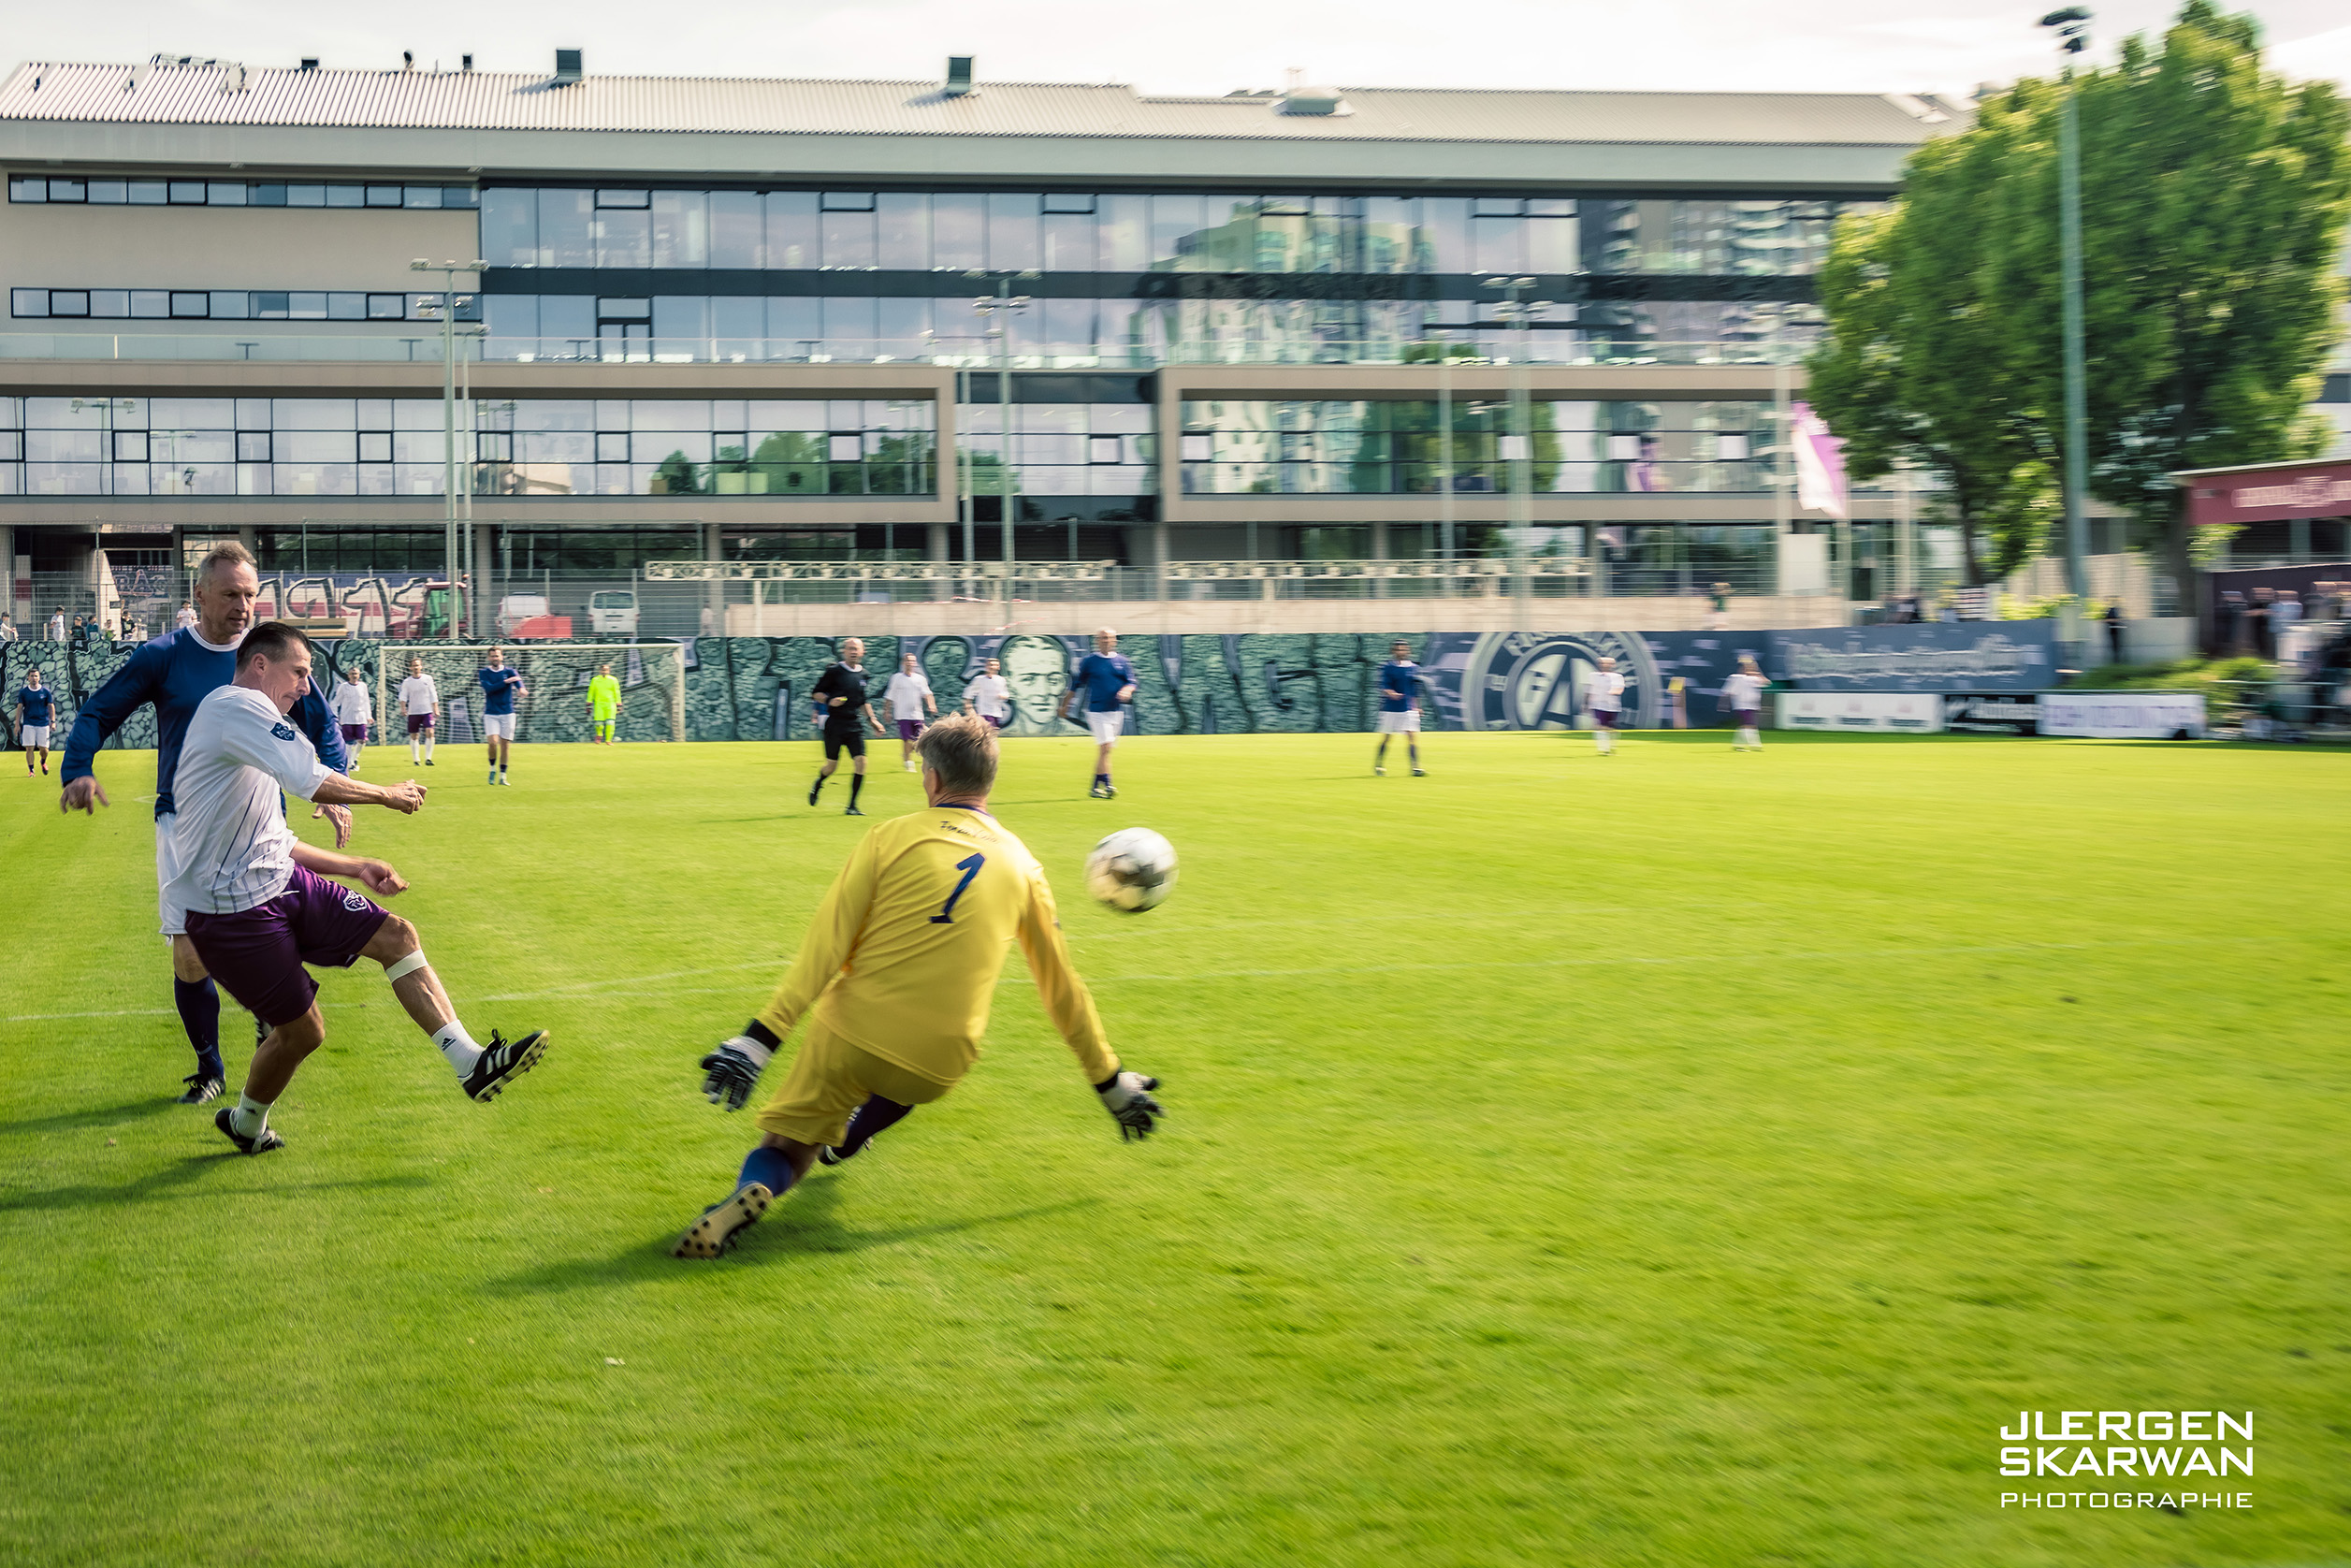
[213,1105,284,1155]
[806,778,823,806]
[672,1182,772,1258]
[462,1029,550,1102]
[177,1073,225,1106]
[817,1137,878,1168]
[844,805,863,816]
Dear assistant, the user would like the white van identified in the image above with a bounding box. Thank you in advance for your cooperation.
[588,589,640,635]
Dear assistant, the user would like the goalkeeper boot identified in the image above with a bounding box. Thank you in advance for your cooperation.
[176,1072,225,1106]
[461,1029,550,1102]
[213,1106,284,1155]
[671,1182,771,1258]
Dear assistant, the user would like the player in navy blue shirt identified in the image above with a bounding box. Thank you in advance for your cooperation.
[14,667,58,775]
[1056,628,1139,799]
[478,646,527,786]
[1372,639,1427,777]
[59,542,351,1104]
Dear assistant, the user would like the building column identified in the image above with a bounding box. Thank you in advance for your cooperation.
[703,519,724,637]
[927,520,950,601]
[1370,519,1389,600]
[0,525,17,629]
[473,523,495,638]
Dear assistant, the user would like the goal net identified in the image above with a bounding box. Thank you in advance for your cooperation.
[378,643,688,746]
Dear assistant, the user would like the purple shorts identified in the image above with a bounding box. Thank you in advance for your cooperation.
[182,864,390,1027]
[897,719,925,741]
[980,712,1006,730]
[341,723,368,746]
[1594,708,1619,730]
[1734,709,1758,728]
[406,713,434,734]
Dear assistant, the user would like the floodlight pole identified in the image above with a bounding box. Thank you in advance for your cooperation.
[2041,8,2094,617]
[414,257,486,636]
[1484,276,1549,624]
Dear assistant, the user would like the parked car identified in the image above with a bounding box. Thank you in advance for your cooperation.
[588,589,640,636]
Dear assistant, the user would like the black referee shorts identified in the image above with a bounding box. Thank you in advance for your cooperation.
[822,725,867,761]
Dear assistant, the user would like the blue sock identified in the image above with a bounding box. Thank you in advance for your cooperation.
[173,977,223,1081]
[737,1145,797,1197]
[837,1095,914,1157]
[1095,773,1109,786]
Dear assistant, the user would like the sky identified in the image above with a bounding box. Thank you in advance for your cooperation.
[7,0,2349,101]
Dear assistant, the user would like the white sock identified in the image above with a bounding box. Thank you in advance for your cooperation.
[424,736,435,761]
[230,1092,272,1138]
[433,1022,484,1075]
[1740,727,1760,748]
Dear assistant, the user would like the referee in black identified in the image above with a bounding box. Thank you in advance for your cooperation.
[806,636,888,815]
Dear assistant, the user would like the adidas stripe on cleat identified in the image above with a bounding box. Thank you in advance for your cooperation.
[177,1074,225,1106]
[461,1029,550,1102]
[672,1183,772,1257]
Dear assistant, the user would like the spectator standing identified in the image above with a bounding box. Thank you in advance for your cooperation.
[2215,590,2244,656]
[46,609,65,642]
[2249,588,2275,661]
[2105,603,2125,664]
[1707,581,1732,631]
[0,615,16,644]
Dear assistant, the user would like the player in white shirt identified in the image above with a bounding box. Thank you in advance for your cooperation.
[169,622,549,1156]
[884,652,936,772]
[175,603,197,632]
[328,667,371,771]
[1720,656,1771,751]
[961,656,1012,729]
[396,656,440,766]
[1585,657,1627,755]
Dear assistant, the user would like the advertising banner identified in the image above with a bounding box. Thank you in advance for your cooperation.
[1769,623,2057,692]
[2037,691,2205,739]
[1776,691,1945,733]
[1943,693,2041,735]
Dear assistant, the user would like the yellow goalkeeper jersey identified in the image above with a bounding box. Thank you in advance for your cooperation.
[756,805,1118,1088]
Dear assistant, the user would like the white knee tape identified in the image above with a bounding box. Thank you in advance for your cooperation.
[385,950,429,983]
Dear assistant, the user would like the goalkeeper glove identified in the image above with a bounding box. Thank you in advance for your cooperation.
[1094,1069,1165,1142]
[699,1035,773,1112]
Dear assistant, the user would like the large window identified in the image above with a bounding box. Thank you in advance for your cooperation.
[0,396,935,499]
[1179,400,1771,495]
[479,187,1868,278]
[12,287,479,324]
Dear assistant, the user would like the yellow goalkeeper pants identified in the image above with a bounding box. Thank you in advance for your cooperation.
[755,1022,954,1146]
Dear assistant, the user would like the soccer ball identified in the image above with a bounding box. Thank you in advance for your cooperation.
[1086,828,1178,914]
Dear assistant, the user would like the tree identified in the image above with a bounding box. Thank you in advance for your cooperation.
[1809,1,2349,592]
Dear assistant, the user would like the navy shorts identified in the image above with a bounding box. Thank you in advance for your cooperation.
[822,725,866,760]
[182,864,390,1027]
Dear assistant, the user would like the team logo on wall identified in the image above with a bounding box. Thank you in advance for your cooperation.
[1456,631,1662,731]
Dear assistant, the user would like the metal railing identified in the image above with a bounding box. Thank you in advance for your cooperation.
[0,332,1819,370]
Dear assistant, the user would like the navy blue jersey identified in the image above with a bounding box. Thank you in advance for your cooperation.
[16,686,55,725]
[479,665,523,716]
[1375,661,1420,714]
[1073,652,1137,712]
[61,627,347,818]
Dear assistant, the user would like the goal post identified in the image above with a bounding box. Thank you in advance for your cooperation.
[379,643,688,746]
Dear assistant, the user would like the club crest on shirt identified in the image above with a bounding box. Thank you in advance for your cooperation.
[270,721,298,742]
[341,889,370,912]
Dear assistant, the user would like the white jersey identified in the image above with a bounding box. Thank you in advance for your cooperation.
[175,606,197,631]
[398,674,438,716]
[1721,672,1769,711]
[1587,670,1626,713]
[885,671,933,720]
[330,682,371,726]
[163,686,331,919]
[962,672,1010,719]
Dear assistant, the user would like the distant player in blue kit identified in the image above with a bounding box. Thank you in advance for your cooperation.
[58,541,352,1106]
[14,667,56,775]
[1057,627,1138,799]
[1372,638,1426,777]
[478,647,525,786]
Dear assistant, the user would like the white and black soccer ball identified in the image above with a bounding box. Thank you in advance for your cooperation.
[1085,827,1178,914]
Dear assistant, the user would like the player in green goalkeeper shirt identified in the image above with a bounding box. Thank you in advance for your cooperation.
[587,664,622,744]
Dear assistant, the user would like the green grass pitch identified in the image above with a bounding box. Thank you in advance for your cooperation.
[2,730,2345,1567]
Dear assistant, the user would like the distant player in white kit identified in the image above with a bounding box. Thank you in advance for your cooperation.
[1585,657,1626,755]
[962,656,1011,729]
[1721,656,1770,751]
[397,656,439,766]
[329,666,370,772]
[885,652,936,772]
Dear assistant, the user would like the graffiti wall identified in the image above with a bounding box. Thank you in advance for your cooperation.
[4,624,2055,753]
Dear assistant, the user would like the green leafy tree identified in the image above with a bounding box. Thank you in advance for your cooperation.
[1810,1,2349,589]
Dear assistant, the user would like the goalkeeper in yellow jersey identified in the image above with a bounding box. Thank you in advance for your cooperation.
[674,712,1165,1257]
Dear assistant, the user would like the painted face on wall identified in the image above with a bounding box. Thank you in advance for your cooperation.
[999,635,1069,730]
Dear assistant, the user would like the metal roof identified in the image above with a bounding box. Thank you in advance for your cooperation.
[0,61,1958,147]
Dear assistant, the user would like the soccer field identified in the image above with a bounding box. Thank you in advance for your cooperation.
[2,731,2345,1567]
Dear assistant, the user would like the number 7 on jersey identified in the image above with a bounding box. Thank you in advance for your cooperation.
[930,852,985,923]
